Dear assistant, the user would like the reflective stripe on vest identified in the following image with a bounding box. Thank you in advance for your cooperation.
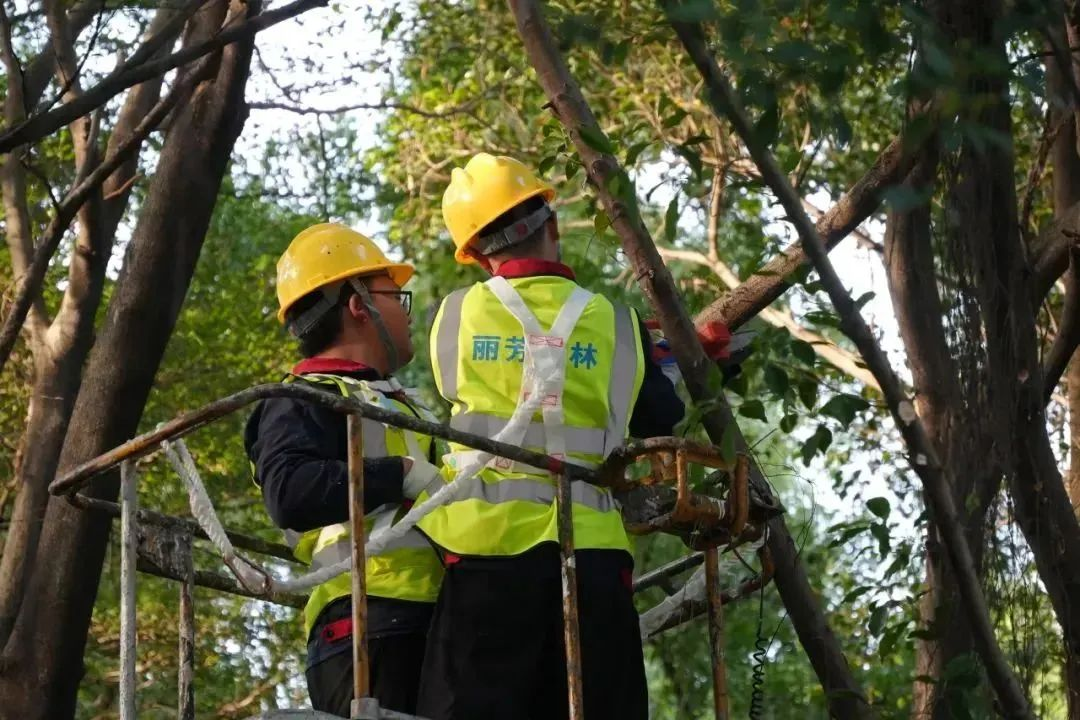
[277,374,444,634]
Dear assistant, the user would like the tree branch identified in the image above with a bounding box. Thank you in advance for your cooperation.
[0,54,210,376]
[657,245,881,389]
[248,97,486,119]
[0,0,47,341]
[0,0,327,153]
[1044,246,1080,404]
[706,163,724,262]
[695,126,928,332]
[663,4,1033,717]
[505,1,873,716]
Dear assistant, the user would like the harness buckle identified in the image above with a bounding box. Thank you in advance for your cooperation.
[527,334,564,348]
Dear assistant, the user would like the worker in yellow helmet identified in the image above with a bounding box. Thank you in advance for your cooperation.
[415,154,684,720]
[244,223,444,718]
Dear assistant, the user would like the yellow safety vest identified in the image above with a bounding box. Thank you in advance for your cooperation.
[278,374,444,636]
[421,275,645,556]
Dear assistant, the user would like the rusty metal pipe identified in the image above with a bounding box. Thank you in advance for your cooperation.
[347,415,371,714]
[556,470,585,720]
[52,383,593,497]
[704,547,730,720]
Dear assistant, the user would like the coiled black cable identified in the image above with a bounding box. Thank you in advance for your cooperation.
[748,582,767,719]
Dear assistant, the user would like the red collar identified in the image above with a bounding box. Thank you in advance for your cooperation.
[292,357,374,375]
[494,259,576,281]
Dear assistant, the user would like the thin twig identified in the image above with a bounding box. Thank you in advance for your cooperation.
[0,0,327,153]
[0,56,209,376]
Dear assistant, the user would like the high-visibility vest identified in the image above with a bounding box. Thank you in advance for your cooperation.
[421,275,645,556]
[277,374,444,636]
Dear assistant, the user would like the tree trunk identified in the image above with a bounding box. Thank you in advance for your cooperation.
[1047,13,1080,717]
[934,2,1080,715]
[0,1,254,714]
[0,1,180,652]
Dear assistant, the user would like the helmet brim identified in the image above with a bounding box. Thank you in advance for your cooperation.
[276,261,415,323]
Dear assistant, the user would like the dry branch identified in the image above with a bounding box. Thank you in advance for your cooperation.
[663,4,1032,717]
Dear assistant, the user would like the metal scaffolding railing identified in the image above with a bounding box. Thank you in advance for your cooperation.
[50,383,777,720]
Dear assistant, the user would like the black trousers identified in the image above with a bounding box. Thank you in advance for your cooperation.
[306,632,428,717]
[416,544,647,720]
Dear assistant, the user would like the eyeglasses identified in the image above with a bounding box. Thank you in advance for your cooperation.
[367,290,412,316]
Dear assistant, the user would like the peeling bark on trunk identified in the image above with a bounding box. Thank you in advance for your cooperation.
[0,2,255,715]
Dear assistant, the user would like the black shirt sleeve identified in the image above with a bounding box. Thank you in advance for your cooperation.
[628,311,685,438]
[244,396,406,533]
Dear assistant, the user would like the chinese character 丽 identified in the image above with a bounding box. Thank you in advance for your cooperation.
[472,335,501,361]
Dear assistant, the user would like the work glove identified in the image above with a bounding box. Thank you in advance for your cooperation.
[645,319,755,385]
[403,457,443,500]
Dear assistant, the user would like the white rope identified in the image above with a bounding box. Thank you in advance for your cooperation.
[159,436,484,595]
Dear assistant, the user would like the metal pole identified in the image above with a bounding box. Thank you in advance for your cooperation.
[178,533,195,720]
[704,546,729,720]
[347,415,371,718]
[120,460,138,720]
[556,470,585,720]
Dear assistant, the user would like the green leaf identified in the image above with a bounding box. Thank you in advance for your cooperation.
[593,212,611,237]
[797,377,818,410]
[866,497,891,520]
[853,291,875,310]
[662,107,689,128]
[566,159,581,182]
[801,424,833,465]
[790,339,815,365]
[538,155,558,176]
[779,413,798,433]
[625,141,650,166]
[820,394,869,428]
[842,585,873,604]
[752,101,780,148]
[664,195,679,244]
[868,606,887,637]
[870,522,890,556]
[739,399,766,421]
[381,8,403,40]
[683,133,710,146]
[719,421,737,464]
[579,125,615,155]
[763,364,789,399]
[833,110,852,148]
[725,371,748,396]
[673,145,703,178]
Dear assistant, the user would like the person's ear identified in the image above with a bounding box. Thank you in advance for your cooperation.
[346,293,369,323]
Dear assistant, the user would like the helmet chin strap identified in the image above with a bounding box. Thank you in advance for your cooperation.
[349,277,400,376]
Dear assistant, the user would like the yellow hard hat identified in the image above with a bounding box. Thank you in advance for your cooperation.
[275,223,414,323]
[442,153,555,264]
